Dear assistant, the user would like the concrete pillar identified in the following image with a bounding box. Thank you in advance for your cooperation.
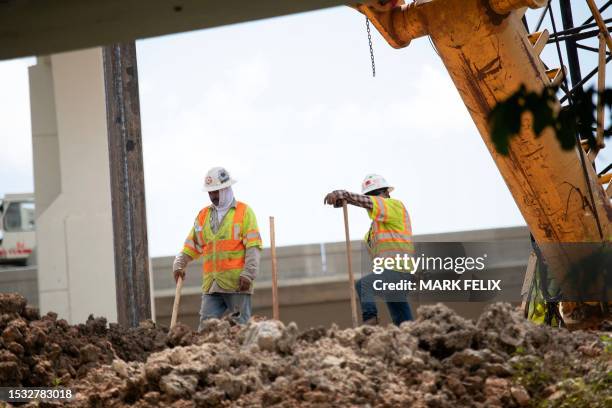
[29,49,117,323]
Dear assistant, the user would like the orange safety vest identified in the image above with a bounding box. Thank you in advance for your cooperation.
[196,202,248,292]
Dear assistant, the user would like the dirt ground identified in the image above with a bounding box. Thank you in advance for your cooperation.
[1,293,610,407]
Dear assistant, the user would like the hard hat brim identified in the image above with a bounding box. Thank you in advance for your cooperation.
[362,185,394,195]
[203,179,237,192]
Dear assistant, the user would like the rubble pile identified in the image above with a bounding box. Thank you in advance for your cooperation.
[70,304,610,407]
[0,293,196,387]
[1,293,610,407]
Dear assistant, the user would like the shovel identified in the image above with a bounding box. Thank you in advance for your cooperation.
[342,201,359,328]
[170,276,184,329]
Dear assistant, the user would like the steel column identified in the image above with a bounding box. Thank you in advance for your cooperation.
[559,0,582,88]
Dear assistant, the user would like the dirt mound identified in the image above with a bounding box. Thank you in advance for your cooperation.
[0,293,197,387]
[3,293,609,407]
[62,303,610,408]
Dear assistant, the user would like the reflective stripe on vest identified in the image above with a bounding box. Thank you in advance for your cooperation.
[197,202,248,292]
[367,198,415,261]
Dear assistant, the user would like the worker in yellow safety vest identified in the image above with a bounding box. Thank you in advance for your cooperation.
[173,167,263,329]
[324,174,414,325]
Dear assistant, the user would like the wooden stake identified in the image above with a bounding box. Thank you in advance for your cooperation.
[342,201,359,328]
[270,216,280,320]
[170,276,183,329]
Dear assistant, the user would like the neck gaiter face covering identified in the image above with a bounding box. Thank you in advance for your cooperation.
[214,186,234,223]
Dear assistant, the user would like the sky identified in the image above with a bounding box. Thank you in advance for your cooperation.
[0,4,610,257]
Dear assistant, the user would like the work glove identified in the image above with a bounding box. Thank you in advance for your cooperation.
[238,275,252,292]
[174,269,185,283]
[324,190,348,208]
[172,253,191,283]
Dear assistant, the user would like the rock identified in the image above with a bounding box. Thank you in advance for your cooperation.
[167,323,191,346]
[111,359,129,378]
[138,319,156,330]
[212,372,247,400]
[24,326,47,348]
[483,362,512,376]
[0,361,21,384]
[449,349,485,367]
[159,372,198,398]
[303,390,328,402]
[197,318,230,335]
[419,370,438,393]
[142,391,160,404]
[2,322,25,344]
[485,377,509,393]
[446,376,466,396]
[80,344,101,364]
[23,305,40,321]
[144,359,173,383]
[321,355,343,367]
[542,384,556,398]
[407,304,477,358]
[477,303,531,351]
[297,326,327,342]
[193,389,225,407]
[548,390,566,401]
[85,315,107,335]
[47,342,62,359]
[7,342,24,357]
[31,360,52,385]
[241,320,297,353]
[511,385,530,406]
[0,349,18,362]
[44,311,58,321]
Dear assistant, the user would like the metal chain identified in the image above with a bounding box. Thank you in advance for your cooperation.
[366,17,376,77]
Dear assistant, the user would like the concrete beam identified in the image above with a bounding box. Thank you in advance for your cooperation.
[0,0,345,61]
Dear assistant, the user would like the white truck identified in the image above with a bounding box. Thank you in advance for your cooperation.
[0,193,36,266]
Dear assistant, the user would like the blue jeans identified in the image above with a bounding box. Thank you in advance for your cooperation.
[354,269,413,325]
[198,293,251,330]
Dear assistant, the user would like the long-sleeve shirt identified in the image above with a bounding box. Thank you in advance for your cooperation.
[330,190,374,210]
[330,190,412,253]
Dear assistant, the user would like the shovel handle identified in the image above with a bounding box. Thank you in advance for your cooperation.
[170,276,184,329]
[343,201,359,328]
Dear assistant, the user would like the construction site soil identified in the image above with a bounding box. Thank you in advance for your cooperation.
[0,293,610,407]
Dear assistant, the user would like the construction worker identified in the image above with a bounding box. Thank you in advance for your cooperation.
[324,174,414,325]
[172,167,263,329]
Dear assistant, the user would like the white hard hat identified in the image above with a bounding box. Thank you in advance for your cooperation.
[203,167,237,192]
[361,174,394,194]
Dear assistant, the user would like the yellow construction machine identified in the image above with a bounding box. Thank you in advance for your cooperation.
[353,0,611,328]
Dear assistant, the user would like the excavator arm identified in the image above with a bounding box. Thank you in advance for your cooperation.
[354,0,611,325]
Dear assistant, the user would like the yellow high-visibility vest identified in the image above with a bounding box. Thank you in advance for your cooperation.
[365,196,415,272]
[182,201,262,292]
